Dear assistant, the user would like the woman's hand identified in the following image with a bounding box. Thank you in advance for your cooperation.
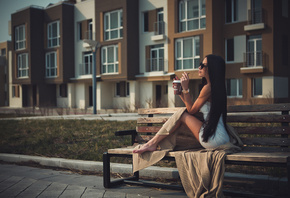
[180,72,189,90]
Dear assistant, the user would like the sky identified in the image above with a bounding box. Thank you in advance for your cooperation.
[0,0,61,42]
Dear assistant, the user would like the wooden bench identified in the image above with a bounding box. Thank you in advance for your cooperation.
[103,103,290,196]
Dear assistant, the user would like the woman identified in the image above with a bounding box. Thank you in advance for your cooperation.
[133,54,230,154]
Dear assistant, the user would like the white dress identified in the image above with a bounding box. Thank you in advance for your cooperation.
[198,101,230,149]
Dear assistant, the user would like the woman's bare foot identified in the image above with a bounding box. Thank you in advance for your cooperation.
[132,143,157,154]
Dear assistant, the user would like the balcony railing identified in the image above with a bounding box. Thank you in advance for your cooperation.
[83,30,95,40]
[243,51,264,67]
[146,58,165,72]
[248,9,264,24]
[79,63,92,75]
[153,21,165,35]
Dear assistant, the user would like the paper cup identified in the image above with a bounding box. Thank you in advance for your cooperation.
[173,80,182,95]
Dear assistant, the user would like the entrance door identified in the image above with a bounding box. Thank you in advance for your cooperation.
[156,85,161,107]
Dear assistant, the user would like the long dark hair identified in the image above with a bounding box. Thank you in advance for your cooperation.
[201,54,228,142]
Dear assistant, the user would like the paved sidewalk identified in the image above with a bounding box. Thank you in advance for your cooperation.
[0,163,187,198]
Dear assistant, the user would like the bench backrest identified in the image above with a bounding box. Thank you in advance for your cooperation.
[136,103,290,151]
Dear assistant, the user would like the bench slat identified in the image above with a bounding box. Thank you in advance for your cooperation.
[108,147,290,163]
[240,137,290,146]
[138,108,182,115]
[137,126,290,135]
[137,104,290,115]
[137,117,169,124]
[234,126,290,135]
[136,126,161,133]
[227,103,290,113]
[227,114,290,123]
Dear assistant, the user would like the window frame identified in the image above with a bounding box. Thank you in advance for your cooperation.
[17,53,29,78]
[252,77,263,97]
[15,25,26,50]
[247,35,262,67]
[225,0,238,23]
[226,78,243,98]
[115,81,129,97]
[225,38,234,62]
[101,45,119,74]
[175,36,200,70]
[45,51,58,78]
[104,9,123,41]
[82,52,93,75]
[179,0,206,32]
[150,44,164,72]
[47,21,60,48]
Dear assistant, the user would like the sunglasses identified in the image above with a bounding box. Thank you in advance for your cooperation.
[199,62,208,69]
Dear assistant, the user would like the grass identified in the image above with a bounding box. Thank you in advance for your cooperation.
[0,118,135,163]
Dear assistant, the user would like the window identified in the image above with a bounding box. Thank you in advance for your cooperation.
[12,85,20,98]
[1,49,6,56]
[226,38,234,62]
[179,0,206,32]
[15,25,26,50]
[45,52,57,77]
[246,35,262,67]
[81,52,92,75]
[88,19,93,40]
[104,9,123,40]
[149,44,164,72]
[48,21,60,47]
[156,8,164,35]
[143,11,149,32]
[77,22,82,40]
[59,84,67,97]
[225,0,237,23]
[175,36,200,70]
[126,82,130,96]
[226,79,242,97]
[251,0,262,24]
[17,53,29,78]
[101,45,119,74]
[115,81,129,97]
[253,77,262,96]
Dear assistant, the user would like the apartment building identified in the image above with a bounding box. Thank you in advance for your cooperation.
[0,41,11,106]
[71,0,139,110]
[10,1,75,107]
[6,0,289,111]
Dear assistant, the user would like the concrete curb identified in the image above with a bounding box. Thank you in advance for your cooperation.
[0,153,178,179]
[0,153,287,186]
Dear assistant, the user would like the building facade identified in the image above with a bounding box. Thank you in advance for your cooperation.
[0,41,11,106]
[10,2,75,107]
[4,0,290,111]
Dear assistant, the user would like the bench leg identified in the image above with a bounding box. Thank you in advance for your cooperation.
[287,161,290,197]
[103,152,113,188]
[103,152,139,188]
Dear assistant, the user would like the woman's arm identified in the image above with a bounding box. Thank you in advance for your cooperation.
[178,72,211,114]
[183,84,211,114]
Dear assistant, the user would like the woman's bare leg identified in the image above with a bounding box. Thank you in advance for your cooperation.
[133,112,202,154]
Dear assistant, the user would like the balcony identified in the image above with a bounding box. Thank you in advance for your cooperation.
[151,21,165,41]
[244,9,265,31]
[82,31,96,48]
[79,63,92,76]
[146,58,165,72]
[240,51,264,74]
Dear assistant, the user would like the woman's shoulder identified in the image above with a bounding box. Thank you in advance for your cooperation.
[199,84,211,99]
[201,84,211,94]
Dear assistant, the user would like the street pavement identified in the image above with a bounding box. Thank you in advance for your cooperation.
[0,163,187,198]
